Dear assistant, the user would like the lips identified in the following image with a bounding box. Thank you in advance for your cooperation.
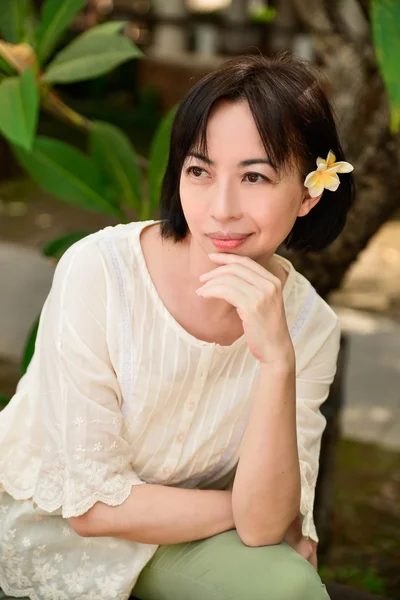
[208,233,250,240]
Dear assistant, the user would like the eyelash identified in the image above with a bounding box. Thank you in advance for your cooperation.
[185,166,270,184]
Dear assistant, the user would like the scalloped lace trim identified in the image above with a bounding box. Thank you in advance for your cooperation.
[0,473,146,520]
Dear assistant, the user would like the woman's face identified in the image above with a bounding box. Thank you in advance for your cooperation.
[179,99,320,263]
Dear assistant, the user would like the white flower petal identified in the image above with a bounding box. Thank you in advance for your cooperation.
[309,180,325,197]
[325,178,340,192]
[326,150,337,164]
[335,161,354,173]
[304,170,317,186]
[324,166,340,174]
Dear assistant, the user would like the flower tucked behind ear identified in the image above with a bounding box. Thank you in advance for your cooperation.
[304,150,354,198]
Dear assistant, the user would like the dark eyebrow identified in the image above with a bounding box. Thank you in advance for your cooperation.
[187,152,273,168]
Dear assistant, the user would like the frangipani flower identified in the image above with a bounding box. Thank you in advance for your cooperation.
[304,150,354,198]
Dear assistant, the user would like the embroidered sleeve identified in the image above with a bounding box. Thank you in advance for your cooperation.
[295,320,341,542]
[1,238,147,518]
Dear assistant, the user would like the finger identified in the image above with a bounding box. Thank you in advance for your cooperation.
[208,252,281,284]
[196,280,250,310]
[198,274,263,302]
[311,556,318,571]
[200,263,278,293]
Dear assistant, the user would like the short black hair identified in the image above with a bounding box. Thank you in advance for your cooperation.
[159,52,355,254]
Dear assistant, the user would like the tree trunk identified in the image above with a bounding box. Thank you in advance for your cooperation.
[280,0,400,299]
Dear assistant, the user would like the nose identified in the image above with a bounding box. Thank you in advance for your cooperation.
[209,179,243,222]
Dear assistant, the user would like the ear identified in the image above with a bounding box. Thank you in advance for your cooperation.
[297,189,323,217]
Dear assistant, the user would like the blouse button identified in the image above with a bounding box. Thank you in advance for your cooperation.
[163,467,171,475]
[187,401,196,411]
[177,433,184,442]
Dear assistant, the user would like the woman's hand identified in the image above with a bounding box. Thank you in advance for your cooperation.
[197,253,294,365]
[283,516,319,571]
[290,536,318,571]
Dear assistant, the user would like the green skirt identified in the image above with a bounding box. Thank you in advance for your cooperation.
[132,529,330,599]
[0,529,330,600]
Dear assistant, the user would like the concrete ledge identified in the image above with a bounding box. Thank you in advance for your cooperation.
[0,241,54,361]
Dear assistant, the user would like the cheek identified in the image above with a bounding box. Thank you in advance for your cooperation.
[179,180,204,224]
[257,194,299,234]
[180,176,208,206]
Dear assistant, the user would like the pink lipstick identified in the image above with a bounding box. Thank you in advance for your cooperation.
[210,237,248,249]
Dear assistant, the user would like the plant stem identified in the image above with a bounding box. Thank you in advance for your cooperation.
[41,89,90,131]
[40,87,150,170]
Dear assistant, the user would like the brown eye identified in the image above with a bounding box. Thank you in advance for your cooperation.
[187,166,205,177]
[245,172,267,184]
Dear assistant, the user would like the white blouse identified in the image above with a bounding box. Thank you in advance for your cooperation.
[0,219,341,600]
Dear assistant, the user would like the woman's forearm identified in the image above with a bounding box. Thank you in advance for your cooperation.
[83,484,235,545]
[232,359,301,546]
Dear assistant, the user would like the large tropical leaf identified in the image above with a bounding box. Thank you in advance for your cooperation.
[0,68,38,150]
[0,0,34,44]
[147,105,178,218]
[42,22,143,84]
[371,0,400,134]
[42,232,90,261]
[90,120,142,214]
[36,0,86,64]
[76,20,131,38]
[12,136,123,218]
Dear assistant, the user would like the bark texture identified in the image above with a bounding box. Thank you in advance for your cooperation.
[281,0,400,299]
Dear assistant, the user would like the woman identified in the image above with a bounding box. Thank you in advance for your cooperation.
[0,52,354,600]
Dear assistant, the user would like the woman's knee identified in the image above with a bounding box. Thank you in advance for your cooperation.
[199,532,329,600]
[133,531,329,600]
[211,534,328,600]
[266,545,329,600]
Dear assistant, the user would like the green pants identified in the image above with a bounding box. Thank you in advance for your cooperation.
[132,529,331,600]
[0,530,330,600]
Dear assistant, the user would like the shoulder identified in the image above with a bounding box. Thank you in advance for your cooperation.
[288,262,339,331]
[52,222,142,291]
[287,266,340,370]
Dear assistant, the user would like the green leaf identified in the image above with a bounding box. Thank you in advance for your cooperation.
[42,23,143,84]
[76,20,130,38]
[90,120,142,214]
[42,232,90,261]
[37,0,86,64]
[371,0,400,134]
[0,55,15,75]
[12,136,123,218]
[147,105,177,218]
[0,68,38,150]
[0,0,34,44]
[21,314,40,375]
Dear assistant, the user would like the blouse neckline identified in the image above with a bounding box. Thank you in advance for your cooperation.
[132,219,296,352]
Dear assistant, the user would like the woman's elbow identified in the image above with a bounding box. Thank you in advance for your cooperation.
[67,512,93,537]
[237,525,284,547]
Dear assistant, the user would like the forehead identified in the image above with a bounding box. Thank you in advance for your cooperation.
[187,98,298,179]
[201,100,265,155]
